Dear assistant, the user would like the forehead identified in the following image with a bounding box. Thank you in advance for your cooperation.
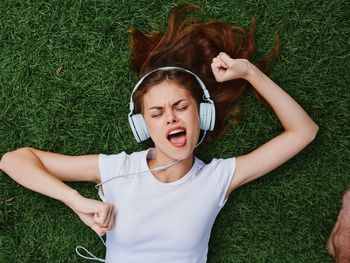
[142,80,195,106]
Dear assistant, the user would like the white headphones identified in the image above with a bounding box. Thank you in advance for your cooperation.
[128,66,216,142]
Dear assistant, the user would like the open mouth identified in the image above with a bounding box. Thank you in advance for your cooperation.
[167,128,187,147]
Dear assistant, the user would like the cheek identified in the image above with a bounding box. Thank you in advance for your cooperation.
[144,117,163,139]
[189,110,200,127]
[182,110,201,140]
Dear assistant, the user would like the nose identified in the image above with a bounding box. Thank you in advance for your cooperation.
[166,110,178,125]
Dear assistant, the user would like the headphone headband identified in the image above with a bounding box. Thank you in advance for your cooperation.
[129,66,213,112]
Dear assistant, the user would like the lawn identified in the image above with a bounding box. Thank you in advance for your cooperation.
[0,0,349,262]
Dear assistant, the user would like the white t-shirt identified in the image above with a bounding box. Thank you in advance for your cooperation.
[98,148,236,263]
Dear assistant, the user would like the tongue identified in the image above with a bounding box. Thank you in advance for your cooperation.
[169,134,186,146]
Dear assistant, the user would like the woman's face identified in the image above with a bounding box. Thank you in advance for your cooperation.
[142,80,200,161]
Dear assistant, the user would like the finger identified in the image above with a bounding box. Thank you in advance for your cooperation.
[212,57,223,64]
[211,57,228,69]
[106,206,116,230]
[218,52,234,66]
[91,223,107,236]
[95,203,114,228]
[210,61,223,72]
[211,64,229,82]
[99,223,114,235]
[212,53,228,67]
[94,204,110,226]
[211,62,228,76]
[104,204,115,229]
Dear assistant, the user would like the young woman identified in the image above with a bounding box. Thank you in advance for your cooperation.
[0,4,318,263]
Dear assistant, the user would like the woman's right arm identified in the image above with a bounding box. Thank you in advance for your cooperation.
[0,147,115,235]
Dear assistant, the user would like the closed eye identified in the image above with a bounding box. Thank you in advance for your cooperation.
[151,113,162,118]
[176,105,189,111]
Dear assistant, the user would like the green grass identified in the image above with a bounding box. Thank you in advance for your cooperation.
[0,0,349,262]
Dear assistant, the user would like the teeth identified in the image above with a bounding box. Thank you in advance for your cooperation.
[169,129,185,135]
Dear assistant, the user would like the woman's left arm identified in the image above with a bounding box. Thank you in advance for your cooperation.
[211,53,319,196]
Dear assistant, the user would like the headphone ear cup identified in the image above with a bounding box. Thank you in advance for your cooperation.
[208,102,215,131]
[199,103,209,130]
[199,102,216,131]
[128,114,150,142]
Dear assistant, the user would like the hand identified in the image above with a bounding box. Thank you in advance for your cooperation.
[72,196,115,236]
[211,52,253,82]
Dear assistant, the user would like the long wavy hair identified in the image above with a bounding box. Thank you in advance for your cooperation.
[129,3,281,142]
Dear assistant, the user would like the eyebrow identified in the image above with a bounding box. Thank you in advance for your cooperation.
[147,99,188,111]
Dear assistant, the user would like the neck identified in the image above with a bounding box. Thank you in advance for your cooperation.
[148,149,194,183]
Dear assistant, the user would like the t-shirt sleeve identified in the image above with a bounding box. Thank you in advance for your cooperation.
[209,157,236,208]
[98,151,127,202]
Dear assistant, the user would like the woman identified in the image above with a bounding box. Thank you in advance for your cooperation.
[0,3,318,263]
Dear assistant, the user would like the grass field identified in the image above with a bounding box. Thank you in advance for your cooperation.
[0,0,349,262]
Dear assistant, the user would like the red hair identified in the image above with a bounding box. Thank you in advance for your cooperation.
[129,3,281,142]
